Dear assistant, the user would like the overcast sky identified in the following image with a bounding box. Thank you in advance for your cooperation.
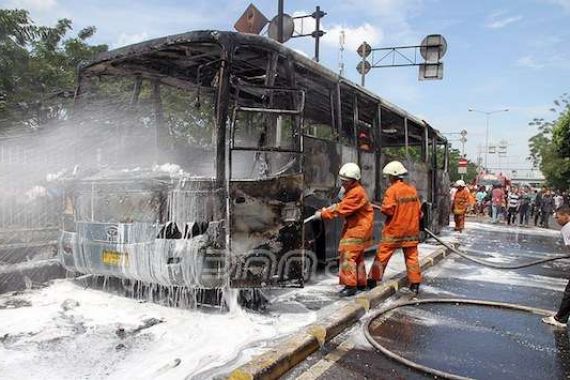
[3,0,569,174]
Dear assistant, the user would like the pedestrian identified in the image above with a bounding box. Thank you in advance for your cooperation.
[554,192,564,210]
[541,191,555,228]
[368,161,421,296]
[507,188,520,226]
[491,184,505,224]
[533,190,543,226]
[315,163,373,297]
[476,186,487,215]
[518,189,531,226]
[452,180,471,232]
[486,188,493,216]
[542,206,570,327]
[529,190,538,218]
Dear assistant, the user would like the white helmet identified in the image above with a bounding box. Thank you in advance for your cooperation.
[339,163,361,181]
[455,180,466,187]
[382,161,408,177]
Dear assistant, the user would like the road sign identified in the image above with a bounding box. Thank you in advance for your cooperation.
[357,42,372,58]
[420,34,447,63]
[356,60,371,75]
[267,14,295,42]
[419,62,443,80]
[458,158,468,174]
[234,4,268,34]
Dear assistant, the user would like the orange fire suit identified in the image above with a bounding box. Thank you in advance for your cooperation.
[321,182,374,287]
[453,187,472,232]
[369,180,421,284]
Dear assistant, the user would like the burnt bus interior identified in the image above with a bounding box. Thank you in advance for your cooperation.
[57,31,449,291]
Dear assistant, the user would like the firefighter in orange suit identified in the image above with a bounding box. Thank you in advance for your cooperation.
[314,163,374,297]
[452,180,472,232]
[368,161,422,296]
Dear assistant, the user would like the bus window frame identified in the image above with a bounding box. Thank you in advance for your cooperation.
[229,84,305,153]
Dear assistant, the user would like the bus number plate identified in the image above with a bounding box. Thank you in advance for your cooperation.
[102,250,127,266]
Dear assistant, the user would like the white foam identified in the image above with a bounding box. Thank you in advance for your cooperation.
[465,221,561,237]
[0,280,315,380]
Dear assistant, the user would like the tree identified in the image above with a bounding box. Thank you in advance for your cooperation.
[0,9,107,130]
[552,97,570,158]
[447,148,478,184]
[527,94,570,190]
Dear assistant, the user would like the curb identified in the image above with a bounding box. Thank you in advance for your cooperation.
[0,259,66,294]
[228,245,450,380]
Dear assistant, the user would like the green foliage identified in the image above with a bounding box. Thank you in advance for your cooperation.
[0,9,107,130]
[527,94,570,190]
[552,103,570,158]
[383,146,422,162]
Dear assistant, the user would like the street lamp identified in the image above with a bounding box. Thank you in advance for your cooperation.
[468,108,509,170]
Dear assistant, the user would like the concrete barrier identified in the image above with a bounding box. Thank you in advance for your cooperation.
[0,258,66,294]
[228,245,449,380]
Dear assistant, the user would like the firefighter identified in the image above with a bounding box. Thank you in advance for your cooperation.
[368,161,422,295]
[314,163,374,297]
[452,180,472,232]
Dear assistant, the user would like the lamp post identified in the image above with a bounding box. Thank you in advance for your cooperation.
[468,108,509,170]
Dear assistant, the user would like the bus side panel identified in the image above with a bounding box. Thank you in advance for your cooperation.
[229,174,305,288]
[359,152,376,202]
[436,170,451,231]
[303,137,342,265]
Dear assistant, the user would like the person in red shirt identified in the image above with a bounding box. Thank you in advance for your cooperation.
[315,163,374,297]
[491,184,505,224]
[368,161,421,296]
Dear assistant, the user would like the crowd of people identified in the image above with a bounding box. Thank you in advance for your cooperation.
[451,182,570,228]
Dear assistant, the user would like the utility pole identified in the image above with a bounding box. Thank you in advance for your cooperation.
[277,0,284,43]
[312,6,325,62]
[468,108,509,170]
[338,30,345,76]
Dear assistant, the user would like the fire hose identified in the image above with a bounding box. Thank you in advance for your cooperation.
[424,228,570,269]
[363,298,554,380]
[304,205,566,377]
[360,229,566,378]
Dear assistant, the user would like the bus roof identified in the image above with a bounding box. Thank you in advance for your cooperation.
[80,30,446,143]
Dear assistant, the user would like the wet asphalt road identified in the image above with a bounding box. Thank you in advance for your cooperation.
[284,221,570,380]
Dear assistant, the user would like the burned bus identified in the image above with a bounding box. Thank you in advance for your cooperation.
[58,30,449,291]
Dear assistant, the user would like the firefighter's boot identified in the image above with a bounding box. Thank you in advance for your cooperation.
[339,286,357,297]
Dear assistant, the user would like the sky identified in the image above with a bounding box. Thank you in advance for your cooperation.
[2,0,569,175]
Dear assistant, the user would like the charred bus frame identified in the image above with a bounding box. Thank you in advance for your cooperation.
[59,30,449,290]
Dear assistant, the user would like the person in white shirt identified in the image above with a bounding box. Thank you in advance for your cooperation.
[542,205,570,327]
[554,193,564,210]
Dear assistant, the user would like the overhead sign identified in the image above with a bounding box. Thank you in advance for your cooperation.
[357,42,372,58]
[420,34,447,63]
[356,60,371,75]
[267,14,295,43]
[419,62,443,80]
[234,4,268,34]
